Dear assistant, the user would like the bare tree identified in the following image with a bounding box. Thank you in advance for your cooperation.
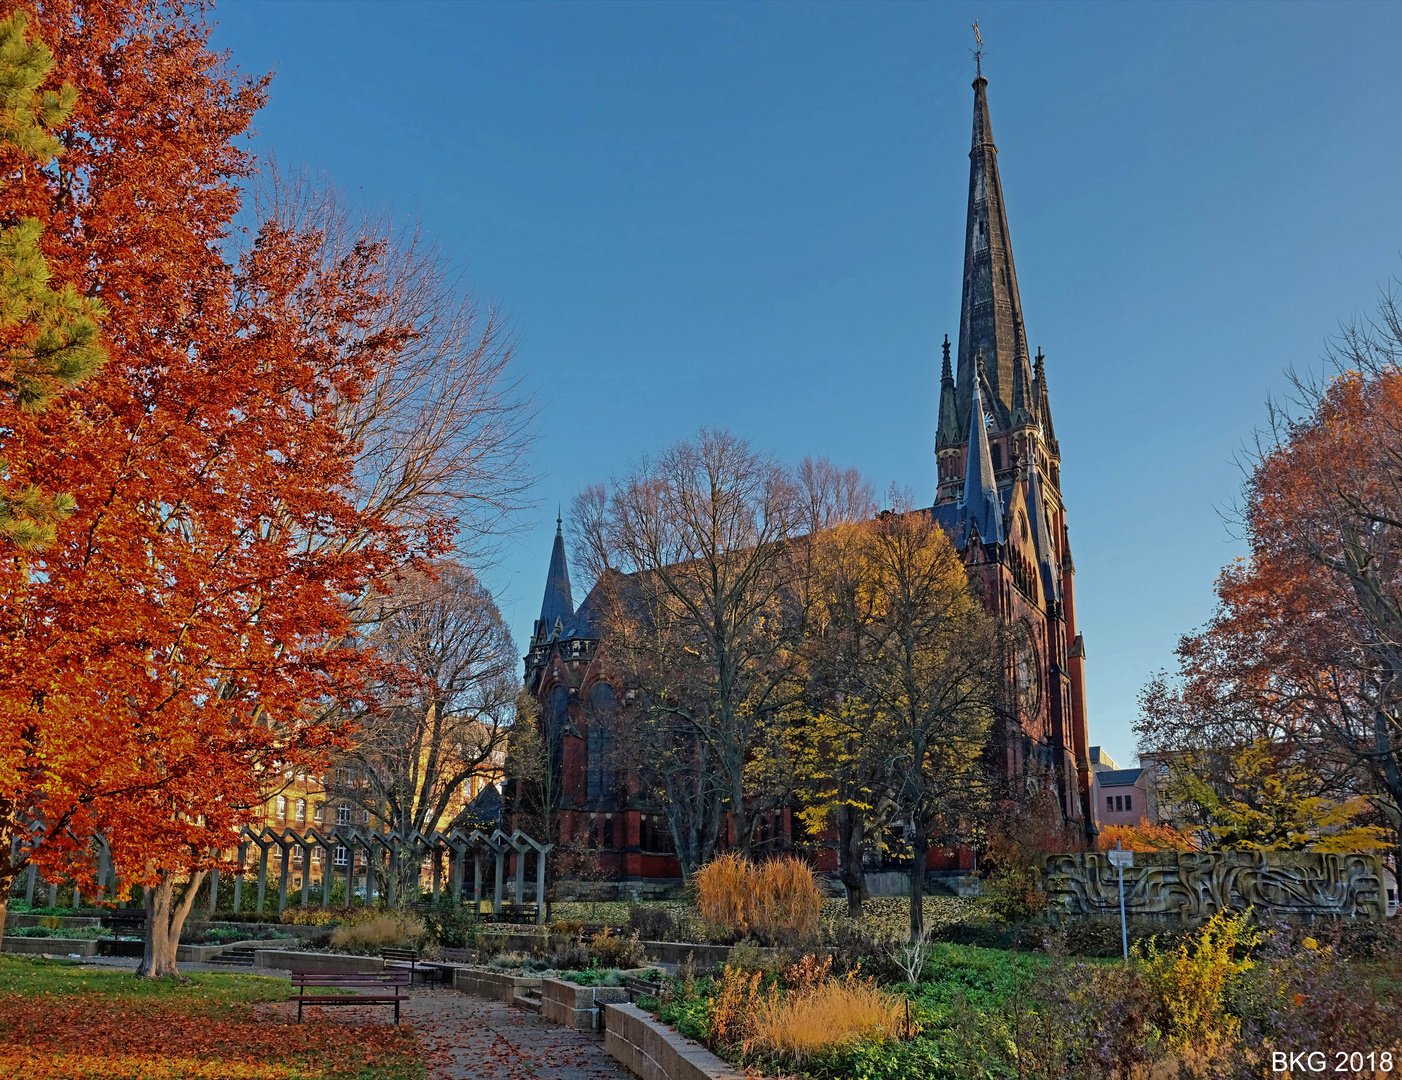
[326,563,518,898]
[578,430,819,870]
[246,165,535,569]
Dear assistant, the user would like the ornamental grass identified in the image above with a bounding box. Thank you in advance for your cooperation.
[693,853,822,945]
[329,911,426,954]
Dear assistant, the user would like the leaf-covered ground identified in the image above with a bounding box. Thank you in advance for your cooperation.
[0,956,424,1080]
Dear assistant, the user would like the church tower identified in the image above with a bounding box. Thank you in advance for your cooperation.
[932,68,1093,841]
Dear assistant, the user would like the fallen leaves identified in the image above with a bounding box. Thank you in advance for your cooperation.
[0,991,424,1079]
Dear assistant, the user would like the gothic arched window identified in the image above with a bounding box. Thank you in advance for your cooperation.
[586,684,618,803]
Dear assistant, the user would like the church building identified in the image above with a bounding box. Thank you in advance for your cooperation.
[522,67,1094,887]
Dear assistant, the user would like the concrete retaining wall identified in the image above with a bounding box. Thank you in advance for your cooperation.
[453,966,542,1003]
[540,977,628,1032]
[5,914,102,930]
[3,936,99,955]
[254,949,383,973]
[603,1002,744,1080]
[477,933,766,971]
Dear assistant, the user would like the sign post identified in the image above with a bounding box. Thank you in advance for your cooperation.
[1107,843,1133,961]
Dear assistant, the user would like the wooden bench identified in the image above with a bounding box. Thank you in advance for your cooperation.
[100,911,145,937]
[420,946,475,984]
[497,903,540,925]
[289,970,411,1024]
[381,947,421,981]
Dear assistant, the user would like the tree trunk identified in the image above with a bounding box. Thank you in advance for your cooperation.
[137,869,207,978]
[837,805,865,918]
[909,821,928,943]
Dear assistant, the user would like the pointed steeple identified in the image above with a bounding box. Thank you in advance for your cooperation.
[955,70,1034,438]
[935,333,960,448]
[961,352,1003,544]
[1027,460,1060,606]
[537,514,574,639]
[1034,347,1059,456]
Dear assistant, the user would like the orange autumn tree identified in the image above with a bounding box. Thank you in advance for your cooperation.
[1138,285,1402,881]
[0,1,522,975]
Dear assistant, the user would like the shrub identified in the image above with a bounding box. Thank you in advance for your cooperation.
[984,863,1046,923]
[707,964,767,1047]
[1138,908,1258,1052]
[823,919,905,984]
[549,919,585,937]
[693,853,821,946]
[421,898,478,948]
[281,905,351,927]
[328,911,427,955]
[545,936,591,971]
[590,928,645,969]
[627,903,675,942]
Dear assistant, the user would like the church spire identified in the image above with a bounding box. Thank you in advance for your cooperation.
[936,333,960,448]
[961,352,1003,545]
[537,513,574,639]
[955,68,1034,438]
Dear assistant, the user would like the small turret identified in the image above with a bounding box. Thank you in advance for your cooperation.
[1034,348,1059,458]
[935,334,961,449]
[536,514,574,641]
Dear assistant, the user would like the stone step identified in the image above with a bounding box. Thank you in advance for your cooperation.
[207,947,257,967]
[512,991,541,1013]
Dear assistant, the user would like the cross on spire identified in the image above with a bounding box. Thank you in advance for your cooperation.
[972,20,984,78]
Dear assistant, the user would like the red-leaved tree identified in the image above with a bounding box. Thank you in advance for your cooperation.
[0,1,525,975]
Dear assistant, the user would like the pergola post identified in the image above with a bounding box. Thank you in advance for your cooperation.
[277,845,290,914]
[323,843,334,906]
[493,848,504,916]
[473,851,482,911]
[97,842,110,902]
[432,847,441,902]
[300,843,312,906]
[256,845,269,913]
[535,850,547,924]
[25,863,36,906]
[513,843,526,906]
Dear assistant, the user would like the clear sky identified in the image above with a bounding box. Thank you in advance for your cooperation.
[210,1,1402,769]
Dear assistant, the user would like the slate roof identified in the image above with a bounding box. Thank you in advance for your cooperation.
[961,366,1004,545]
[537,517,574,633]
[1096,768,1144,788]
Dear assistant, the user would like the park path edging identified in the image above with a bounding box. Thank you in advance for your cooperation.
[601,1002,745,1080]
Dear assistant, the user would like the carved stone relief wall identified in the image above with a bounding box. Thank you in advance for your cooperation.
[1042,851,1385,924]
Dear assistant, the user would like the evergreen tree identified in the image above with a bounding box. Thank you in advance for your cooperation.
[0,11,104,550]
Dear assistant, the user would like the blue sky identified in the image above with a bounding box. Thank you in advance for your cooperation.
[211,1,1402,768]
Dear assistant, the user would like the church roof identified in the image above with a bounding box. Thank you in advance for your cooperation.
[1096,768,1145,789]
[537,516,574,636]
[1027,461,1061,604]
[960,359,1004,545]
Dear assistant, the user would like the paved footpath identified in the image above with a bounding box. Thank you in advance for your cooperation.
[76,959,631,1079]
[267,986,632,1080]
[406,987,633,1080]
